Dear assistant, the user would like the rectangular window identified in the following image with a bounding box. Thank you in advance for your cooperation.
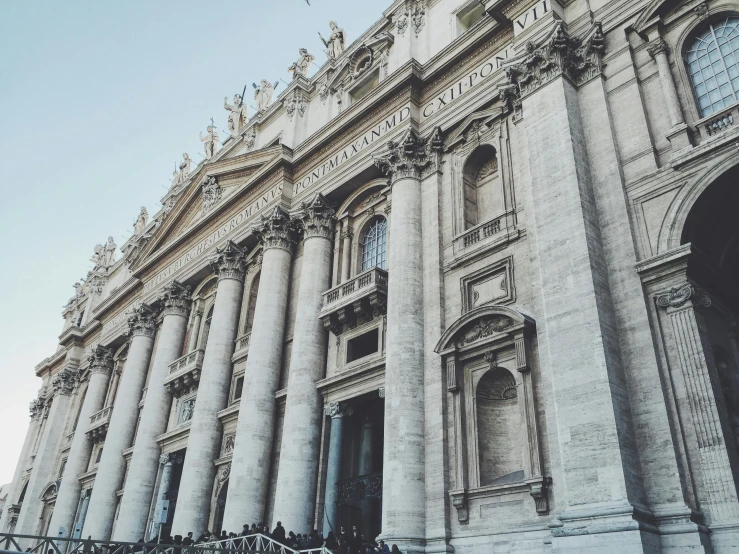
[350,69,380,104]
[95,448,103,464]
[457,3,486,35]
[346,328,380,363]
[233,376,244,401]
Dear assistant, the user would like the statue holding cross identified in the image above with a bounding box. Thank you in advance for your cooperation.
[224,87,248,136]
[200,119,220,159]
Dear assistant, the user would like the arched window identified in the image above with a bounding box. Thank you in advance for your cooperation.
[462,145,500,230]
[361,217,387,271]
[244,273,260,333]
[687,16,739,117]
[199,305,215,349]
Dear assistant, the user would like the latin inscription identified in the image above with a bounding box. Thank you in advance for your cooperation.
[101,302,140,339]
[143,182,283,294]
[293,106,412,197]
[420,42,515,120]
[514,0,551,36]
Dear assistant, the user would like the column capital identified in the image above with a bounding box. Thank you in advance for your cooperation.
[504,21,605,98]
[647,37,670,59]
[252,206,299,252]
[292,193,336,240]
[52,368,78,396]
[160,280,193,317]
[656,283,711,310]
[340,228,353,241]
[374,128,443,185]
[29,396,46,420]
[127,304,158,338]
[324,401,354,419]
[88,345,114,376]
[210,241,247,282]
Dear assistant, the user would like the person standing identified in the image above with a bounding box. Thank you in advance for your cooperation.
[272,521,286,545]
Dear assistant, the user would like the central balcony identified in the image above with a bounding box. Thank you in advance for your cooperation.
[86,405,113,442]
[320,267,388,335]
[232,332,251,362]
[164,349,204,397]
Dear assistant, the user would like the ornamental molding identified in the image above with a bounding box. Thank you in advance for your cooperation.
[159,280,192,317]
[503,21,605,101]
[127,303,158,338]
[88,345,114,376]
[647,37,669,58]
[52,369,78,396]
[209,240,247,282]
[292,193,337,240]
[324,401,354,419]
[656,283,711,310]
[285,89,308,120]
[373,127,444,185]
[393,0,426,37]
[201,176,222,215]
[251,206,299,253]
[456,315,514,347]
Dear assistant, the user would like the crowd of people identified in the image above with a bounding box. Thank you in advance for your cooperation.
[149,522,402,554]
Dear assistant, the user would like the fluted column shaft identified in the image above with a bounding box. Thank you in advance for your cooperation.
[83,305,158,540]
[15,370,78,536]
[648,39,685,128]
[374,130,441,549]
[49,347,114,539]
[115,282,191,541]
[0,400,44,532]
[272,194,335,533]
[322,403,352,537]
[223,207,296,531]
[171,242,246,536]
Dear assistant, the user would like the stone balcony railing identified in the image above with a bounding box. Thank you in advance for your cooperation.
[232,332,251,362]
[164,349,204,397]
[695,102,739,141]
[86,405,113,442]
[337,472,383,503]
[319,267,388,335]
[452,211,519,260]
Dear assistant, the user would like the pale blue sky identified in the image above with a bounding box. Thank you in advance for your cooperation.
[0,0,384,484]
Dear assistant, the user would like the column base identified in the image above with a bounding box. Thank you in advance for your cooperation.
[376,534,426,553]
[652,503,712,553]
[423,537,454,553]
[710,522,739,554]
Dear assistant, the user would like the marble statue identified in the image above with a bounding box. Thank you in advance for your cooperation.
[254,80,276,112]
[320,21,346,59]
[134,207,149,235]
[200,125,220,159]
[180,153,192,177]
[104,236,117,267]
[224,94,248,135]
[289,48,315,79]
[90,244,105,268]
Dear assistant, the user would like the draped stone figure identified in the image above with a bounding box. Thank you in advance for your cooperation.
[200,125,220,159]
[254,80,276,112]
[224,94,248,135]
[320,21,346,59]
[90,244,105,268]
[134,207,148,235]
[289,48,315,79]
[179,153,192,178]
[104,236,117,267]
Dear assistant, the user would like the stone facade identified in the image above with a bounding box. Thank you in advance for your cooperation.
[3,0,739,552]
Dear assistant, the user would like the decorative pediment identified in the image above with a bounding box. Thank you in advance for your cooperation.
[325,31,395,92]
[632,0,700,33]
[445,108,505,150]
[435,305,534,354]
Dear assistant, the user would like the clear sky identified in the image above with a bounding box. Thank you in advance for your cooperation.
[0,0,384,485]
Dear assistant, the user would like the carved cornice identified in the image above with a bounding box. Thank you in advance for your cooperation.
[52,368,78,396]
[251,206,299,253]
[324,401,354,419]
[127,304,158,338]
[504,22,605,100]
[210,241,247,282]
[656,283,711,310]
[160,280,193,317]
[88,345,114,376]
[373,127,443,185]
[292,193,337,240]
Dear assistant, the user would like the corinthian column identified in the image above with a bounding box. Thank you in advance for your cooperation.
[15,369,78,536]
[83,305,158,540]
[647,39,684,129]
[222,207,297,531]
[322,402,353,537]
[373,128,442,551]
[49,346,114,539]
[114,282,191,541]
[272,194,336,532]
[172,242,246,536]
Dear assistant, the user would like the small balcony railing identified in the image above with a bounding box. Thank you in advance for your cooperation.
[86,405,113,442]
[695,102,739,141]
[320,267,388,335]
[337,472,383,503]
[164,349,204,397]
[232,332,251,362]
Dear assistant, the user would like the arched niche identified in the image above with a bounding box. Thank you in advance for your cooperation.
[461,144,501,230]
[435,305,549,523]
